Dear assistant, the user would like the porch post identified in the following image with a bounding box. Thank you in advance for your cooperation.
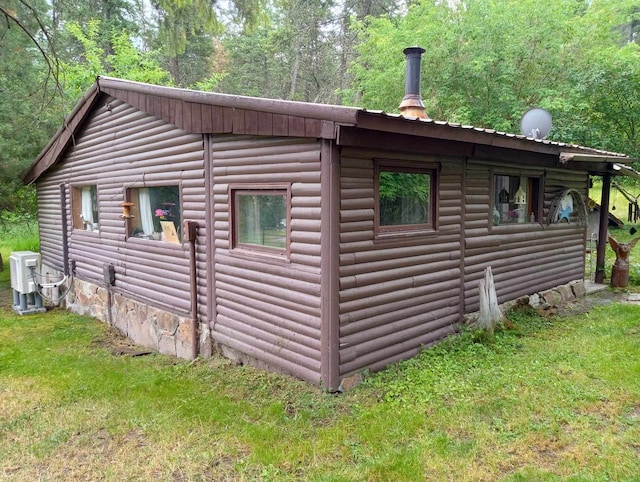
[595,174,611,284]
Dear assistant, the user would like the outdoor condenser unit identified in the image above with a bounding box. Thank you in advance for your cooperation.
[9,251,46,315]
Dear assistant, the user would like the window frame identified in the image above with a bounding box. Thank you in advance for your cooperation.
[230,183,291,259]
[125,183,183,244]
[71,184,99,233]
[374,160,438,237]
[490,171,543,228]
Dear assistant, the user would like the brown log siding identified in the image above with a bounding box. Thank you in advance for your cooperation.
[37,97,207,316]
[338,151,463,377]
[463,161,588,312]
[210,135,324,384]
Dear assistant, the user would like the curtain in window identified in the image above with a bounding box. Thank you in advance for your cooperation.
[81,187,94,225]
[139,188,154,235]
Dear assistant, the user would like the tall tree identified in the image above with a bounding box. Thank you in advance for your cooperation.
[218,0,345,103]
[150,0,219,86]
[150,0,264,87]
[567,0,640,161]
[0,0,59,220]
[349,0,580,130]
[347,0,640,169]
[336,0,400,103]
[50,0,142,64]
[272,0,338,102]
[62,20,171,99]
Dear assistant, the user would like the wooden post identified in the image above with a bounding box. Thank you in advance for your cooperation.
[595,174,611,284]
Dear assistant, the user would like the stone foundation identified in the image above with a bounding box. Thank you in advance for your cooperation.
[65,278,211,359]
[464,279,587,325]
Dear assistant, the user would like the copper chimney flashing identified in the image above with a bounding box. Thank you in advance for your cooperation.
[399,46,428,119]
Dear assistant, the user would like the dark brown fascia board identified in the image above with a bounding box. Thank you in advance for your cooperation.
[97,76,361,125]
[337,120,636,179]
[354,111,561,156]
[336,125,475,158]
[22,83,102,184]
[338,125,575,170]
[354,111,631,160]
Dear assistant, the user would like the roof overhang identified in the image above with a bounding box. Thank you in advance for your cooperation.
[559,152,639,179]
[22,76,637,185]
[23,83,101,185]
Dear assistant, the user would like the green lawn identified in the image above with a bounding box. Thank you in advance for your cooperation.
[1,240,640,481]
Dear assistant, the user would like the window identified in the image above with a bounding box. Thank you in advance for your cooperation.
[376,163,436,234]
[232,188,288,255]
[72,185,99,232]
[493,175,541,225]
[127,186,181,243]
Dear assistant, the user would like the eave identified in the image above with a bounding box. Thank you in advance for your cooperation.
[23,83,101,185]
[559,152,640,179]
[23,76,635,185]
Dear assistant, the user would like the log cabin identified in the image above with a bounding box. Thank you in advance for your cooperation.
[24,49,636,391]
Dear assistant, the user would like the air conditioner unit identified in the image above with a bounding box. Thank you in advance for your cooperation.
[10,251,40,294]
[9,251,46,315]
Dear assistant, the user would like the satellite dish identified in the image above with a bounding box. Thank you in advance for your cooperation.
[520,107,552,140]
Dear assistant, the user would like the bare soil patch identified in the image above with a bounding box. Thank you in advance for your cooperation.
[541,288,629,318]
[90,326,153,357]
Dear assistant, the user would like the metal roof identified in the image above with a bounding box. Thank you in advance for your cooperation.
[24,76,635,183]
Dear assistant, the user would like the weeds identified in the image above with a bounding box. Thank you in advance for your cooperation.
[363,305,552,407]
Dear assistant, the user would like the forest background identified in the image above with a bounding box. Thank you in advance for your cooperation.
[1,0,640,228]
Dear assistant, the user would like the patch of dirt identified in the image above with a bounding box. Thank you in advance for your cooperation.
[0,277,14,310]
[91,326,153,357]
[552,289,629,317]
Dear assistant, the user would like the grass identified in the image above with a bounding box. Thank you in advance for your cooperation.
[2,219,640,480]
[1,236,640,481]
[0,220,40,253]
[590,177,640,219]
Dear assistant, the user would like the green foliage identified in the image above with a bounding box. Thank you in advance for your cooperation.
[0,219,39,252]
[107,31,171,85]
[349,0,640,162]
[0,1,60,212]
[0,179,37,215]
[218,0,381,103]
[350,0,577,127]
[60,21,104,97]
[217,26,281,98]
[153,0,220,58]
[575,43,640,159]
[192,72,228,92]
[62,20,171,99]
[49,0,141,56]
[0,183,38,245]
